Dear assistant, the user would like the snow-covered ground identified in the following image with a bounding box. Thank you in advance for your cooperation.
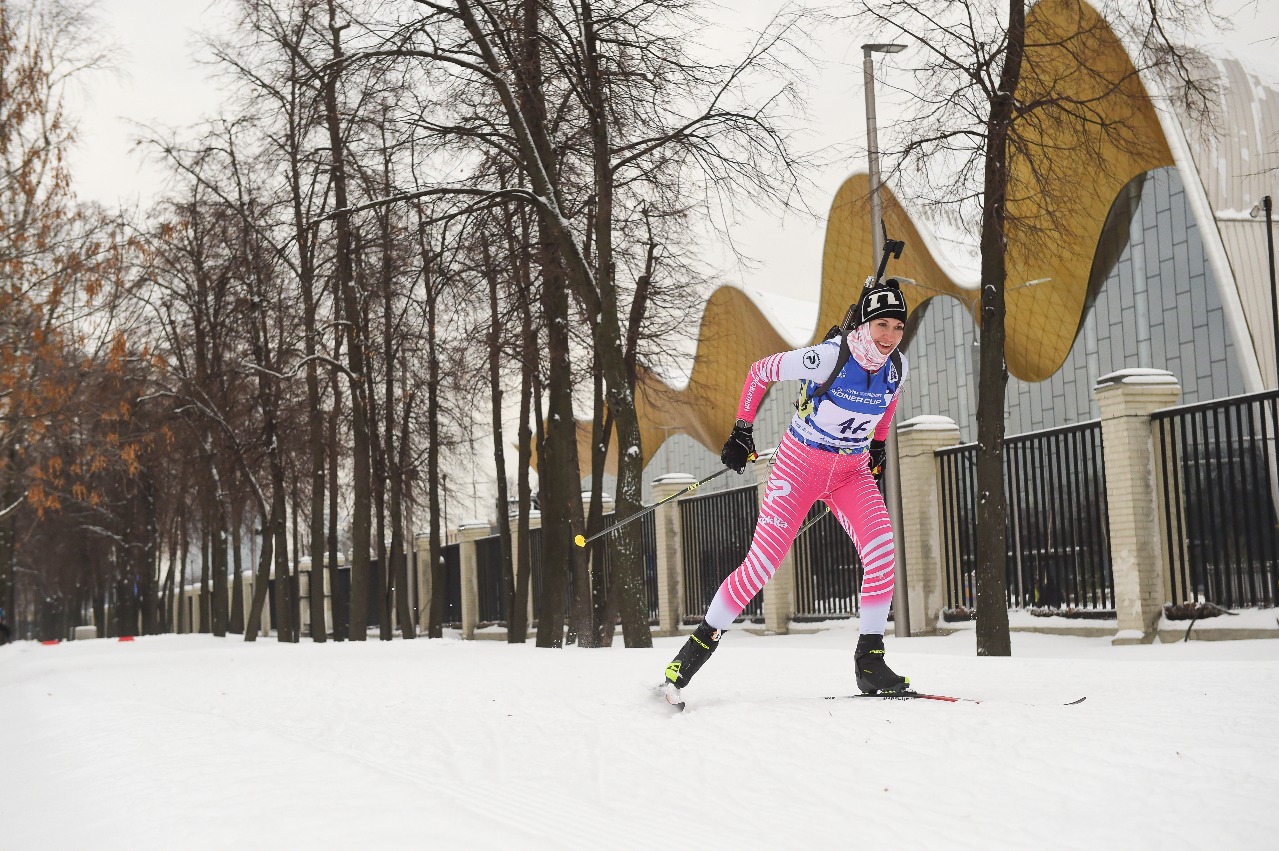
[2,623,1276,850]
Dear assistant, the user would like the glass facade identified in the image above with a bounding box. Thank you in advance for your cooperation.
[902,166,1246,440]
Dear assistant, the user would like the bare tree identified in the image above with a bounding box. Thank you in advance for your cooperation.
[0,0,122,638]
[210,0,335,642]
[324,0,813,647]
[861,0,1217,654]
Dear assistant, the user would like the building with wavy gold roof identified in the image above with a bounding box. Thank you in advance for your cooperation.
[619,0,1278,499]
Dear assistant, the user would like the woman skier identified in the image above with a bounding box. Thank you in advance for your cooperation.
[661,277,912,709]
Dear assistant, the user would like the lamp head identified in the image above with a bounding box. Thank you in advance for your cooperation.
[862,43,907,54]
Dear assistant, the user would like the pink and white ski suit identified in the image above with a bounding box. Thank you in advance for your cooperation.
[704,327,905,635]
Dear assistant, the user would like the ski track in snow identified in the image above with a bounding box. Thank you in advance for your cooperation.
[1,625,1276,850]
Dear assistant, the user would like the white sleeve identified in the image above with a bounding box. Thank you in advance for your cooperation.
[736,339,842,421]
[772,340,842,383]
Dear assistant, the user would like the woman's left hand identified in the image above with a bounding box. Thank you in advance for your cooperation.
[868,439,886,482]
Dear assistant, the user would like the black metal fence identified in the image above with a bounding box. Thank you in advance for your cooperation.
[938,420,1112,612]
[441,542,462,627]
[594,511,659,622]
[1153,390,1279,608]
[792,505,863,619]
[679,484,761,622]
[481,512,658,627]
[475,536,506,623]
[528,525,544,621]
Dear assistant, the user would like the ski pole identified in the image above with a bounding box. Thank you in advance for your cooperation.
[794,506,830,539]
[574,466,734,548]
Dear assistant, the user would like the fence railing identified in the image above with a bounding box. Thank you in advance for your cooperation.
[593,511,659,622]
[441,542,462,627]
[938,420,1112,612]
[679,484,761,623]
[476,536,506,623]
[481,511,658,626]
[937,442,977,610]
[1153,389,1279,608]
[792,505,863,619]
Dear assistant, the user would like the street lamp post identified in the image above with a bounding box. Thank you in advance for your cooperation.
[862,43,905,253]
[1251,196,1277,387]
[862,42,911,637]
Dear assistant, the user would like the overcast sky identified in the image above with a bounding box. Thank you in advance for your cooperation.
[65,0,1279,305]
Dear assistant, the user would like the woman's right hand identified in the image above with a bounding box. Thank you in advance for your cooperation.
[721,420,757,473]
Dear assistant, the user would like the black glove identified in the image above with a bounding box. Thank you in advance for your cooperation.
[721,420,757,473]
[868,439,886,483]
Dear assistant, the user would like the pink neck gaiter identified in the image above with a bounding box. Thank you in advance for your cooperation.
[848,324,891,373]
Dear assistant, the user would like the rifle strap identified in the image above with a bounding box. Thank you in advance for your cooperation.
[801,334,901,408]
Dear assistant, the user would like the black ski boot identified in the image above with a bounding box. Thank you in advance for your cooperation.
[660,621,723,710]
[855,633,910,694]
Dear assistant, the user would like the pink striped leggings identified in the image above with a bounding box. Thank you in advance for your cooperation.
[704,432,896,633]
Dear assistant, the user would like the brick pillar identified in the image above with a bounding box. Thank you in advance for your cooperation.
[506,510,541,639]
[756,449,795,635]
[896,415,962,635]
[652,474,693,636]
[317,557,332,639]
[529,511,542,626]
[414,533,431,632]
[457,522,489,639]
[1094,368,1181,645]
[298,557,313,636]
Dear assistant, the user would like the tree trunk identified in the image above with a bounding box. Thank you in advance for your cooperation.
[379,174,413,640]
[534,248,585,648]
[579,0,650,649]
[392,395,414,639]
[140,473,160,635]
[510,221,536,644]
[272,454,292,643]
[308,394,327,642]
[973,0,1026,658]
[367,291,389,640]
[0,445,14,633]
[291,475,303,641]
[199,513,210,633]
[271,495,292,641]
[231,498,244,634]
[244,505,275,643]
[93,583,106,640]
[329,383,345,640]
[583,348,611,645]
[424,247,445,639]
[503,0,585,648]
[178,506,188,634]
[276,42,330,644]
[211,470,229,638]
[378,200,396,642]
[482,238,516,641]
[162,513,178,633]
[324,0,371,642]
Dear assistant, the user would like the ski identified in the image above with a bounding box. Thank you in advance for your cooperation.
[657,686,1085,712]
[826,692,1086,707]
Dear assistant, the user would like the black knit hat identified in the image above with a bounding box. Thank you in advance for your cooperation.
[856,277,908,326]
